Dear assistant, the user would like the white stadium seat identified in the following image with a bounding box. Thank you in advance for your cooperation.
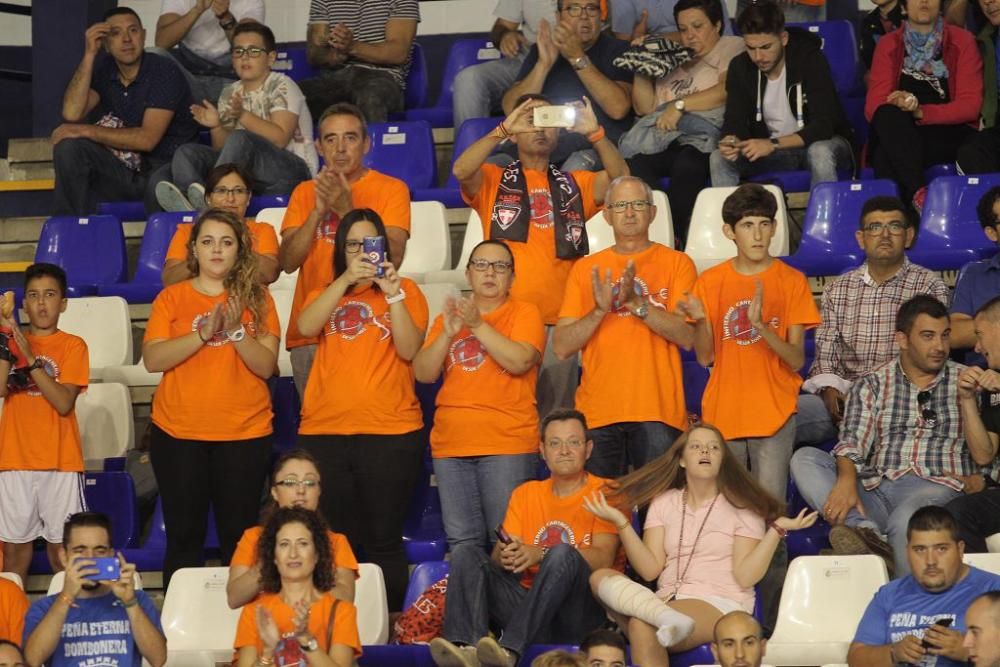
[59,296,133,380]
[271,286,295,377]
[77,381,134,470]
[418,282,461,325]
[0,572,23,590]
[399,201,452,282]
[422,210,483,289]
[356,562,390,645]
[987,532,1000,553]
[963,552,1000,575]
[586,190,674,254]
[255,207,298,292]
[159,567,236,667]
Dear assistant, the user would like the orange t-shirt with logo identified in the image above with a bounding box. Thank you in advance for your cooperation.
[503,474,618,588]
[234,592,362,658]
[298,279,428,436]
[281,171,411,349]
[0,576,28,643]
[165,220,280,263]
[0,330,88,472]
[560,243,696,430]
[145,281,280,441]
[692,259,820,440]
[465,164,600,325]
[232,526,359,578]
[424,299,545,459]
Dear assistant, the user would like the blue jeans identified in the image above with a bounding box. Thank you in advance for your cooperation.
[709,136,852,188]
[789,447,962,576]
[795,394,839,447]
[146,45,235,104]
[453,54,525,129]
[433,454,538,550]
[586,421,680,478]
[727,416,796,502]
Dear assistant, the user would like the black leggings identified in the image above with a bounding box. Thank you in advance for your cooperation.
[299,431,424,611]
[627,144,710,247]
[149,425,272,586]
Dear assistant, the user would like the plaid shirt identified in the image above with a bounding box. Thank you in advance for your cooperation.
[805,260,949,394]
[833,359,975,491]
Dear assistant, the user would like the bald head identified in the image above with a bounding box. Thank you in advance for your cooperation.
[712,612,765,667]
[964,593,1000,667]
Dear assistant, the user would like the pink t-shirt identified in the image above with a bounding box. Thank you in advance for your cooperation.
[644,489,765,611]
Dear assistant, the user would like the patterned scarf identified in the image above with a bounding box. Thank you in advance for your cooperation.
[903,17,949,80]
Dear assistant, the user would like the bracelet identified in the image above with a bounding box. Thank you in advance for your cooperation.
[257,657,275,667]
[492,122,511,140]
[121,597,139,608]
[197,329,211,343]
[615,520,630,532]
[385,288,406,305]
[769,522,788,539]
[58,592,74,607]
[587,126,606,144]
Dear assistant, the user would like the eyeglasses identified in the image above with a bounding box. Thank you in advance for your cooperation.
[232,46,269,59]
[468,258,513,274]
[545,438,586,449]
[563,3,601,16]
[345,240,364,253]
[863,221,907,236]
[607,200,652,213]
[274,478,319,490]
[917,390,937,427]
[211,186,250,199]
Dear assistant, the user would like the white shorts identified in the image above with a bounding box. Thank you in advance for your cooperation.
[674,593,747,615]
[0,470,86,543]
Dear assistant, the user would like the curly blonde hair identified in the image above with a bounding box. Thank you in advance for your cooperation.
[186,208,267,326]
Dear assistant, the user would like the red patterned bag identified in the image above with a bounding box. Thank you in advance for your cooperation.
[393,576,448,644]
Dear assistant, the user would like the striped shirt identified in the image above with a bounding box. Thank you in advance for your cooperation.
[833,359,975,492]
[805,260,949,394]
[308,0,421,86]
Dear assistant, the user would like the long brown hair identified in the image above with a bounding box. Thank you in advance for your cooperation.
[607,423,783,523]
[186,208,266,325]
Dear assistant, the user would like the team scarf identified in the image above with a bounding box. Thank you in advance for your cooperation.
[490,161,589,259]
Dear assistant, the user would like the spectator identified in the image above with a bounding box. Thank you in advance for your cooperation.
[530,650,586,667]
[502,1,633,171]
[413,240,545,550]
[452,0,557,129]
[0,264,89,584]
[622,0,744,244]
[0,641,24,667]
[299,0,420,122]
[847,506,1000,667]
[678,184,820,500]
[161,164,280,286]
[711,611,767,667]
[233,507,361,667]
[227,449,359,608]
[0,578,27,644]
[797,195,949,447]
[554,176,695,477]
[429,409,620,667]
[156,22,317,212]
[735,0,825,23]
[278,103,410,398]
[948,187,1000,364]
[955,0,1000,174]
[963,591,1000,667]
[585,424,816,666]
[945,296,1000,552]
[143,209,279,586]
[611,0,734,41]
[791,296,976,577]
[295,209,428,612]
[866,0,982,212]
[860,0,906,74]
[23,512,166,667]
[153,0,265,102]
[711,0,853,190]
[579,629,626,667]
[52,7,198,216]
[453,96,627,417]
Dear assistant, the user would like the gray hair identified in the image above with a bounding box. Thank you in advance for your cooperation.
[604,175,653,207]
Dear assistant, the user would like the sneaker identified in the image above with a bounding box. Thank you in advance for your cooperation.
[829,525,895,576]
[476,636,517,667]
[912,186,928,216]
[430,638,479,667]
[187,183,207,211]
[156,181,194,212]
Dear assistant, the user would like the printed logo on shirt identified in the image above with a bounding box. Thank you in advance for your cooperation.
[328,301,392,341]
[448,335,487,372]
[59,616,133,666]
[610,276,652,316]
[25,355,58,397]
[888,612,954,666]
[721,300,778,345]
[530,189,554,230]
[315,213,340,245]
[990,392,1000,407]
[532,520,592,548]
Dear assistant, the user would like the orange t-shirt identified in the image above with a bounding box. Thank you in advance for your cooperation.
[281,171,411,349]
[298,279,428,436]
[145,281,280,441]
[503,474,618,588]
[232,526,360,578]
[0,576,28,643]
[234,592,361,658]
[0,330,88,472]
[465,164,600,325]
[165,220,280,263]
[560,243,696,430]
[692,259,820,440]
[424,299,545,458]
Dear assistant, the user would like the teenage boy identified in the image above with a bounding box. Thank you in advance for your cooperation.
[0,264,90,585]
[679,184,820,500]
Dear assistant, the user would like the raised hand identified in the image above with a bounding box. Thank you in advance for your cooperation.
[108,553,137,602]
[372,261,402,299]
[629,9,649,44]
[676,292,706,322]
[340,250,376,286]
[570,97,599,136]
[441,296,464,338]
[582,490,628,528]
[85,22,110,57]
[747,280,764,330]
[256,606,282,651]
[502,96,544,135]
[773,508,819,532]
[591,267,615,315]
[536,20,559,70]
[62,555,100,600]
[198,303,224,342]
[221,296,243,334]
[455,296,483,329]
[552,19,584,60]
[191,99,222,129]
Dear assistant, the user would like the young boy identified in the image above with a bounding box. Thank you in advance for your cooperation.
[0,264,89,583]
[680,185,820,499]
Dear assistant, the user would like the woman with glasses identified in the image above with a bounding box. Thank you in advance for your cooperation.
[295,208,428,612]
[162,163,280,286]
[583,423,816,667]
[228,449,359,608]
[413,240,545,551]
[155,21,317,212]
[144,208,280,587]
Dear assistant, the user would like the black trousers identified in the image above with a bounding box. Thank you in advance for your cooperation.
[957,125,1000,175]
[946,487,1000,553]
[626,144,709,248]
[299,430,423,611]
[298,66,404,123]
[149,425,272,586]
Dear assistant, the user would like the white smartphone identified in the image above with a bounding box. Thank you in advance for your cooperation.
[533,105,577,128]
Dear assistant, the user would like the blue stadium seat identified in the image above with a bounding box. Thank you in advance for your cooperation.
[403,475,448,563]
[404,42,428,110]
[787,21,861,96]
[34,215,127,295]
[365,121,437,191]
[248,194,290,215]
[682,360,709,419]
[273,45,317,82]
[358,645,435,666]
[97,200,146,221]
[405,39,503,128]
[909,174,1000,271]
[783,179,898,276]
[98,211,193,303]
[403,560,450,608]
[747,168,854,194]
[412,116,502,207]
[122,496,222,571]
[842,94,868,148]
[270,376,302,453]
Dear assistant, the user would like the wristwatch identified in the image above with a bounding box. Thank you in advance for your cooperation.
[298,636,319,653]
[674,99,685,112]
[217,11,237,30]
[385,289,406,305]
[633,303,649,320]
[26,358,44,372]
[770,137,780,147]
[571,55,590,71]
[227,325,246,343]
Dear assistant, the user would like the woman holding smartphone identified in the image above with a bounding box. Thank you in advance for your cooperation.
[295,208,428,611]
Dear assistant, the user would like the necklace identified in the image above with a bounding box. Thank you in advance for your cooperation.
[670,488,719,600]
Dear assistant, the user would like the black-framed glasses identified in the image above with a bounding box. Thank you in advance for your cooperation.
[232,46,269,59]
[607,200,652,212]
[468,258,513,274]
[211,186,250,199]
[345,240,364,253]
[863,221,907,236]
[917,390,937,426]
[563,3,601,16]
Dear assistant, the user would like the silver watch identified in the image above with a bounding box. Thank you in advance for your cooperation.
[298,636,319,653]
[674,99,685,112]
[227,325,246,343]
[633,303,649,320]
